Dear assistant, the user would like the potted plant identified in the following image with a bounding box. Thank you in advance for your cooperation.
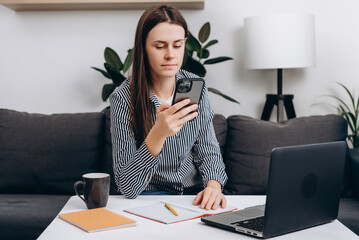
[316,82,359,199]
[182,22,239,104]
[92,22,239,109]
[91,47,133,111]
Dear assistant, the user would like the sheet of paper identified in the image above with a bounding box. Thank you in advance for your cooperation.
[124,199,237,224]
[166,198,236,215]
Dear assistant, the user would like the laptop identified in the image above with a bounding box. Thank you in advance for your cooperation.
[201,141,347,238]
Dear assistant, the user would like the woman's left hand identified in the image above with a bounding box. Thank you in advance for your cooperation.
[193,180,227,210]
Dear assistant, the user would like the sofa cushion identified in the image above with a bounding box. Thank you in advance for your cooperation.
[0,194,70,240]
[223,115,348,195]
[0,109,105,194]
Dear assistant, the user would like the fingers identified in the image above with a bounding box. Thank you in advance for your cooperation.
[167,100,198,130]
[158,99,198,123]
[204,192,216,210]
[154,99,198,138]
[167,99,191,115]
[193,191,203,205]
[198,187,227,210]
[157,103,170,113]
[212,194,222,210]
[200,189,212,210]
[221,195,227,209]
[174,104,198,120]
[176,110,198,126]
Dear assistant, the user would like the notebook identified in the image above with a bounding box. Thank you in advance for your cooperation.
[58,208,136,233]
[124,197,237,224]
[201,141,347,238]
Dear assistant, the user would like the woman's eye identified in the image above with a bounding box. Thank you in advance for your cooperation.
[155,45,165,49]
[174,44,182,49]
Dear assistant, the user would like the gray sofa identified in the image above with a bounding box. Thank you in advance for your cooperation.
[0,108,358,240]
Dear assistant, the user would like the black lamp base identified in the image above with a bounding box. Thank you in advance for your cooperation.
[261,94,296,122]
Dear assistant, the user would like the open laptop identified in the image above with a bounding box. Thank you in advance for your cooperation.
[201,141,347,238]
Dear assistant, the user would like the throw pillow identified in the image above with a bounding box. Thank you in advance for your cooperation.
[212,114,227,156]
[223,114,348,195]
[0,109,105,194]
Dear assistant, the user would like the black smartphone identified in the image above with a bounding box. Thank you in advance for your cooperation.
[172,78,205,106]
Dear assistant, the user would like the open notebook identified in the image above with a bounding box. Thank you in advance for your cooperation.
[124,198,237,224]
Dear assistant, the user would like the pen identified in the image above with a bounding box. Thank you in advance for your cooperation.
[165,203,178,216]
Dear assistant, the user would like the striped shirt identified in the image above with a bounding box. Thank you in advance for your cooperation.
[109,69,227,199]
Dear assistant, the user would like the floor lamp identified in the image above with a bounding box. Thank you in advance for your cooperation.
[244,13,315,122]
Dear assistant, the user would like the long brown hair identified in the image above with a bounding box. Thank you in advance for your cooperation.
[130,5,188,148]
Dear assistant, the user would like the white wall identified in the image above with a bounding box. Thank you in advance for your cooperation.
[1,0,359,118]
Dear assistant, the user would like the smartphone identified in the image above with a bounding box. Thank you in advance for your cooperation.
[172,78,205,106]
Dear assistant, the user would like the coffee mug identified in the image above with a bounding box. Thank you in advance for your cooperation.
[74,173,110,209]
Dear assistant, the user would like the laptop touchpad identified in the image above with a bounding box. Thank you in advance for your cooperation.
[232,205,265,219]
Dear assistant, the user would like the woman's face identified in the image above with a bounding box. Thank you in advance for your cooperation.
[145,22,186,82]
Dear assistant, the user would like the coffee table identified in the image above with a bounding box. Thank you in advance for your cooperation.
[38,195,358,240]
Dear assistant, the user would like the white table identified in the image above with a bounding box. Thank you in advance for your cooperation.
[38,195,358,240]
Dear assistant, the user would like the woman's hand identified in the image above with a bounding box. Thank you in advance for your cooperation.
[153,99,198,138]
[193,180,227,210]
[145,99,198,157]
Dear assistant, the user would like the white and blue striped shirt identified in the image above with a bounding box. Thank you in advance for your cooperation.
[110,69,227,199]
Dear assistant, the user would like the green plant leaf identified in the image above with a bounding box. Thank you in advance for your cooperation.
[347,110,358,138]
[104,47,123,71]
[198,48,210,59]
[323,94,351,113]
[104,63,126,85]
[311,101,339,111]
[102,106,110,113]
[203,39,218,49]
[183,48,193,66]
[123,48,133,74]
[102,83,117,101]
[181,56,206,77]
[186,32,201,54]
[336,82,355,110]
[341,107,355,133]
[204,56,233,65]
[198,22,210,43]
[314,82,359,148]
[348,111,357,131]
[91,67,111,79]
[208,87,240,104]
[184,47,193,58]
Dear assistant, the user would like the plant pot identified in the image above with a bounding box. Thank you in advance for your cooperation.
[349,148,359,200]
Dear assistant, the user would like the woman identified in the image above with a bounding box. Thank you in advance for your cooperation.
[110,5,227,210]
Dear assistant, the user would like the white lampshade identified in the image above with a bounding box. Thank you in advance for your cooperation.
[244,13,315,69]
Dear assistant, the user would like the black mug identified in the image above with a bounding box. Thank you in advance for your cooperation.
[74,173,110,209]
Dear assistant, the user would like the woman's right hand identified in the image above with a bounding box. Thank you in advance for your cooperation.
[154,98,198,137]
[145,99,198,157]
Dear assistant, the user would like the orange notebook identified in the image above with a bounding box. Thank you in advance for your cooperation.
[58,208,136,233]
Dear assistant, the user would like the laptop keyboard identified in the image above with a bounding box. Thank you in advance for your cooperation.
[232,216,264,232]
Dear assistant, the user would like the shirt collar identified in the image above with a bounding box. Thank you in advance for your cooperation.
[149,90,160,109]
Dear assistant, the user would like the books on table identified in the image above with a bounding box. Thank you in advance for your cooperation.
[58,208,136,233]
[124,197,237,224]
